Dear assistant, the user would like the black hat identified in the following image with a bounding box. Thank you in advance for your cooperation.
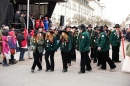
[97,26,103,32]
[104,24,108,28]
[20,28,24,32]
[64,26,71,30]
[47,29,54,34]
[79,24,86,30]
[87,24,93,28]
[59,30,69,35]
[72,26,78,30]
[113,24,120,28]
[34,30,40,36]
[94,25,99,30]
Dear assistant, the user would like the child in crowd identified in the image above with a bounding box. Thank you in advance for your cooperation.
[8,31,17,64]
[2,36,10,66]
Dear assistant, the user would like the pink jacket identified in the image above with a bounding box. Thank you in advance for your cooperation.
[2,36,10,54]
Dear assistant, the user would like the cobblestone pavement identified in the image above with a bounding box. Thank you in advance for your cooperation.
[0,41,130,86]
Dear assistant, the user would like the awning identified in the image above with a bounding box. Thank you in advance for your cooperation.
[15,0,66,3]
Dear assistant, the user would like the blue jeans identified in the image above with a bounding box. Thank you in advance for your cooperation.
[19,48,25,60]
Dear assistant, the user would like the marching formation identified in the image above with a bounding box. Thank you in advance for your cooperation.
[1,22,129,74]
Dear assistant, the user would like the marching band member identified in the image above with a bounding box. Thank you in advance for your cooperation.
[57,30,72,72]
[44,29,57,72]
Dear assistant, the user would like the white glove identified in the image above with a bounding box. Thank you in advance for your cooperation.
[98,47,101,51]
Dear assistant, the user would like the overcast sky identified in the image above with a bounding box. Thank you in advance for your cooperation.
[105,0,130,24]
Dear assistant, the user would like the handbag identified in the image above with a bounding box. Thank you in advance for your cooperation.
[4,51,11,60]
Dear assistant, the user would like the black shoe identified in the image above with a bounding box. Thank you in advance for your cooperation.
[97,64,100,66]
[78,71,85,74]
[62,69,67,72]
[45,69,50,72]
[115,61,121,63]
[38,68,42,71]
[50,70,54,72]
[86,68,92,71]
[31,70,34,73]
[68,63,71,66]
[28,58,33,59]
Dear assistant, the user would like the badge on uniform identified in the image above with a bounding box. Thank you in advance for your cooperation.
[82,36,84,39]
[102,35,104,37]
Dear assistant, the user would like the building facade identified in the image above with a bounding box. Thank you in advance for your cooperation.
[51,0,94,26]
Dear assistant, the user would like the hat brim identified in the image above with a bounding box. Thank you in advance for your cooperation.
[59,30,69,35]
[47,30,54,33]
[72,26,78,30]
[104,26,108,28]
[113,26,120,28]
[88,26,93,28]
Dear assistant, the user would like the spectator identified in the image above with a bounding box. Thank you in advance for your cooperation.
[8,31,17,64]
[43,17,49,31]
[17,28,26,61]
[15,10,21,23]
[20,12,26,28]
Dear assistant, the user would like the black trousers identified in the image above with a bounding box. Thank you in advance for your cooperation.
[31,49,42,70]
[71,46,76,61]
[45,51,55,70]
[90,47,94,59]
[93,46,97,62]
[101,50,116,69]
[81,51,92,73]
[97,51,102,66]
[10,54,14,63]
[61,51,69,70]
[67,51,71,64]
[112,46,120,62]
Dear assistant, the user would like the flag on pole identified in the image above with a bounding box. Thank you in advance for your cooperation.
[121,32,125,59]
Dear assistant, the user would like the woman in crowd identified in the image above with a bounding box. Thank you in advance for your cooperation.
[57,30,72,72]
[30,30,44,72]
[44,29,57,72]
[8,31,17,64]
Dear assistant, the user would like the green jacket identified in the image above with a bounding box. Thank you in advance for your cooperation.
[97,32,110,52]
[45,36,57,51]
[72,31,78,46]
[75,32,81,51]
[30,37,44,53]
[57,37,72,52]
[88,30,95,47]
[126,43,130,57]
[110,30,121,46]
[93,32,99,47]
[79,30,90,52]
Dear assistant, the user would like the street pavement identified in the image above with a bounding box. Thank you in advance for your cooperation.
[0,41,130,86]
